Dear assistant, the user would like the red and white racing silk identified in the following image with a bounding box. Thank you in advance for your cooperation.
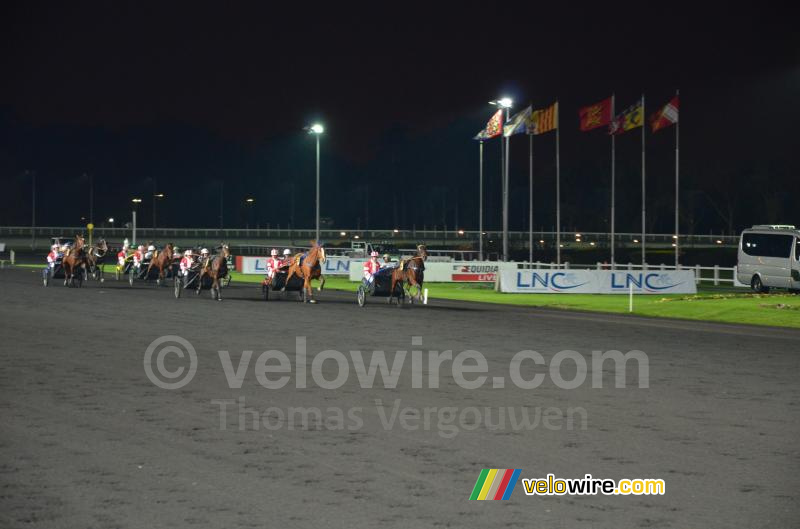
[47,250,58,266]
[363,260,380,280]
[266,256,283,278]
[132,250,144,266]
[117,250,127,266]
[180,256,194,274]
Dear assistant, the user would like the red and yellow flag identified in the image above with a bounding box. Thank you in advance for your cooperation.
[528,102,558,135]
[578,97,612,131]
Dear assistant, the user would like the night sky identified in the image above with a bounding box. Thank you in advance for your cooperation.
[1,5,798,234]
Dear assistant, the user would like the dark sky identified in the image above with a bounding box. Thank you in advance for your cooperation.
[1,4,798,233]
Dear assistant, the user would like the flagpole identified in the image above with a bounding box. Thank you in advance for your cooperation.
[503,108,510,262]
[675,89,680,267]
[610,93,616,267]
[641,94,646,266]
[528,132,533,264]
[556,102,561,266]
[479,140,484,261]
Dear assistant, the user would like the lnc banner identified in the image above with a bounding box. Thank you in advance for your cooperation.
[500,269,697,294]
[236,256,352,276]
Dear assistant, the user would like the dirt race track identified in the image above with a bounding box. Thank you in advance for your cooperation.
[1,267,799,528]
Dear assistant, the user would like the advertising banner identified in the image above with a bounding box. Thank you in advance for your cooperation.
[348,261,511,282]
[236,256,352,276]
[500,269,697,294]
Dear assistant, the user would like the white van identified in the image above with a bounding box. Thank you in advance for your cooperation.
[737,225,800,293]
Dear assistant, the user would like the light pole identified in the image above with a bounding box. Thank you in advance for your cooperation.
[306,123,324,242]
[153,193,164,229]
[244,198,255,229]
[131,198,142,246]
[27,170,36,250]
[490,97,513,261]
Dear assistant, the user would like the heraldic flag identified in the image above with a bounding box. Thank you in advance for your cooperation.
[610,98,644,135]
[503,106,532,137]
[650,95,679,133]
[578,97,612,131]
[528,102,558,135]
[474,109,504,140]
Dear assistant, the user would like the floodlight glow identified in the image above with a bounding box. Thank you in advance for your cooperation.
[245,198,255,203]
[310,123,324,134]
[498,97,513,108]
[340,231,346,237]
[108,217,114,223]
[132,198,142,203]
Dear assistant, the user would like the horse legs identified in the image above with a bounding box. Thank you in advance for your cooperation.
[304,276,315,303]
[318,274,325,292]
[213,276,221,301]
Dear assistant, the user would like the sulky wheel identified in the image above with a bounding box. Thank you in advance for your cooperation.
[357,285,366,307]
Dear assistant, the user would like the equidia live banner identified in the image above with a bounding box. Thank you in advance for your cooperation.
[348,261,507,282]
[500,269,697,295]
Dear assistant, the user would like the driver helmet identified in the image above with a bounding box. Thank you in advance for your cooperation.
[270,248,278,256]
[201,248,209,255]
[51,244,59,251]
[122,243,129,250]
[184,250,192,257]
[138,245,144,251]
[283,249,291,256]
[370,251,379,258]
[147,245,156,252]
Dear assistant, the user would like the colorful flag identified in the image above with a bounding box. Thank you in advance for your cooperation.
[610,98,644,135]
[474,109,504,140]
[503,106,532,137]
[650,95,679,132]
[578,97,612,131]
[469,469,522,500]
[528,102,558,135]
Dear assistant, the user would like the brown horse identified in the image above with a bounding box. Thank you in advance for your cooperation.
[62,235,87,287]
[389,244,427,305]
[284,241,326,303]
[86,238,109,282]
[198,243,230,300]
[146,243,174,286]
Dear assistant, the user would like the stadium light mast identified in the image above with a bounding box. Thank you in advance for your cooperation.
[490,97,513,261]
[305,123,324,242]
[131,198,142,246]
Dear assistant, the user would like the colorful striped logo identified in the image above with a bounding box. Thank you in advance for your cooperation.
[469,469,521,500]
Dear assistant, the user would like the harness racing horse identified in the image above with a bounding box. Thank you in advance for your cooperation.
[86,238,109,282]
[146,243,175,286]
[62,235,87,287]
[198,243,230,300]
[284,241,326,303]
[389,244,427,305]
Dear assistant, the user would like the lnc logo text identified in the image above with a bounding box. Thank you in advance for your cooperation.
[516,272,588,291]
[323,259,350,273]
[610,273,681,291]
